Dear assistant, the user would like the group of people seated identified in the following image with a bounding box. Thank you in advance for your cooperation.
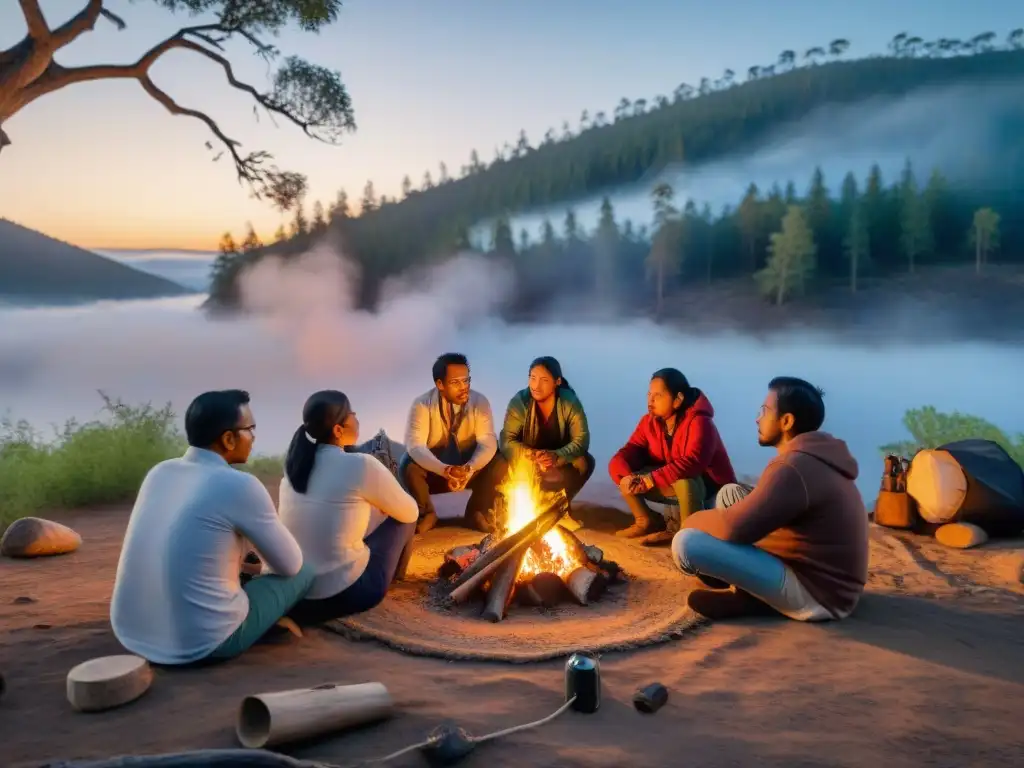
[109,352,868,667]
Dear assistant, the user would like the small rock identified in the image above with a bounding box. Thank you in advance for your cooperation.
[12,596,36,604]
[33,623,51,630]
[1,517,82,558]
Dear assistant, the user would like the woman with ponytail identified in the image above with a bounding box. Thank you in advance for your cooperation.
[499,356,595,513]
[278,390,418,624]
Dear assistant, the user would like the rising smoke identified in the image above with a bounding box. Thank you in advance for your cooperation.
[0,244,517,455]
[236,243,515,378]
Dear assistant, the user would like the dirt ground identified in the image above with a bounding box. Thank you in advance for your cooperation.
[3,481,1024,768]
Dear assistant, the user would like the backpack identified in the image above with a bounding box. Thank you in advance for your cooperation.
[873,454,920,530]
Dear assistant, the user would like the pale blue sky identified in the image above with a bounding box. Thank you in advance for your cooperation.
[0,0,1017,249]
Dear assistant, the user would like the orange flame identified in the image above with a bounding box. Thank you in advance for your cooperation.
[497,458,576,578]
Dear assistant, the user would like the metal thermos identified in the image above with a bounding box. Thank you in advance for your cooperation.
[564,653,601,713]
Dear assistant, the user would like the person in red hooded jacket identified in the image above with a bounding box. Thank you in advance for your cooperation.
[608,368,737,546]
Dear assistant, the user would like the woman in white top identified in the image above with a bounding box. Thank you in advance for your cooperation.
[279,390,418,625]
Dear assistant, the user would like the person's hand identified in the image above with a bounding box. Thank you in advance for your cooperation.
[630,474,655,494]
[445,465,471,492]
[534,451,556,472]
[446,464,470,480]
[618,474,637,495]
[241,560,263,577]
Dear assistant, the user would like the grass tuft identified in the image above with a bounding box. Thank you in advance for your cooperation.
[0,392,282,530]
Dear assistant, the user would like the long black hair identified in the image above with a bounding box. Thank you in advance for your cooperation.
[530,356,573,393]
[285,390,352,494]
[651,368,695,414]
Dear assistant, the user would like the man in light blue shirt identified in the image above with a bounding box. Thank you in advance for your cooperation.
[110,390,314,665]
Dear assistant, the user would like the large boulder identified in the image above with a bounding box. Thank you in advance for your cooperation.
[1,517,82,558]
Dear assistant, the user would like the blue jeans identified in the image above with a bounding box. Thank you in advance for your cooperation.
[209,561,316,660]
[289,517,416,625]
[671,482,833,622]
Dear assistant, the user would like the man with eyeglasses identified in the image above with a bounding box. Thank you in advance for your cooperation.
[110,389,315,665]
[400,352,506,533]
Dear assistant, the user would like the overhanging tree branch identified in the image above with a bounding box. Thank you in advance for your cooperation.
[0,0,353,210]
[18,0,50,41]
[50,0,104,50]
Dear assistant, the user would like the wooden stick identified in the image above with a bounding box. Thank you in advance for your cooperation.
[565,567,608,606]
[480,550,526,622]
[449,502,566,604]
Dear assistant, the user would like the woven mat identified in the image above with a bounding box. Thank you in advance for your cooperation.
[325,528,704,663]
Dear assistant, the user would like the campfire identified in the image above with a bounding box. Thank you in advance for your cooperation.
[438,461,624,622]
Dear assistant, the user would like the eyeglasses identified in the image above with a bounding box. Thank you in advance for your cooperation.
[447,376,471,387]
[234,424,256,436]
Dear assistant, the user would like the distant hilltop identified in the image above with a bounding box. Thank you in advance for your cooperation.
[0,219,191,304]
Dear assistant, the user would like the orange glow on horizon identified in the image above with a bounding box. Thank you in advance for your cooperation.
[15,219,280,254]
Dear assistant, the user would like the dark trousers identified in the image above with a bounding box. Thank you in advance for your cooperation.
[288,517,416,625]
[540,452,596,503]
[400,452,508,522]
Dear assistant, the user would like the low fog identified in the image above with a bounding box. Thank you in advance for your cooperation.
[477,80,1024,240]
[2,241,1022,501]
[5,81,1024,500]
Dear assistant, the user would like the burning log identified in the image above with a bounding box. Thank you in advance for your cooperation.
[549,522,589,564]
[438,545,480,579]
[528,572,570,608]
[481,551,526,623]
[449,493,567,604]
[549,525,623,584]
[566,567,609,606]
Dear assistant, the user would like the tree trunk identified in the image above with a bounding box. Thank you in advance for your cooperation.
[706,235,714,284]
[656,261,664,320]
[975,230,982,274]
[850,248,858,293]
[776,259,788,306]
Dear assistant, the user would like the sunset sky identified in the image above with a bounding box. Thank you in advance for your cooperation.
[0,0,1016,251]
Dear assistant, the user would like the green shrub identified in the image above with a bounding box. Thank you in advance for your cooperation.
[881,406,1024,467]
[0,393,282,529]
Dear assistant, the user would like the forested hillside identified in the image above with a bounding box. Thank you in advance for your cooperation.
[0,219,190,303]
[207,29,1024,315]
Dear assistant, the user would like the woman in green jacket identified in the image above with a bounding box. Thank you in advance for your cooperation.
[499,356,595,505]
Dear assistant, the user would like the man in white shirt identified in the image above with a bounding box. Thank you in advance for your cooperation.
[110,390,314,665]
[401,352,506,533]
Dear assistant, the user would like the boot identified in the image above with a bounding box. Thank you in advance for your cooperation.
[686,588,779,620]
[394,538,415,581]
[640,515,679,547]
[465,508,494,534]
[616,504,665,539]
[416,511,439,534]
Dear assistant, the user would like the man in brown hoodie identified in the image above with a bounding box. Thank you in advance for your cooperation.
[672,377,868,621]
